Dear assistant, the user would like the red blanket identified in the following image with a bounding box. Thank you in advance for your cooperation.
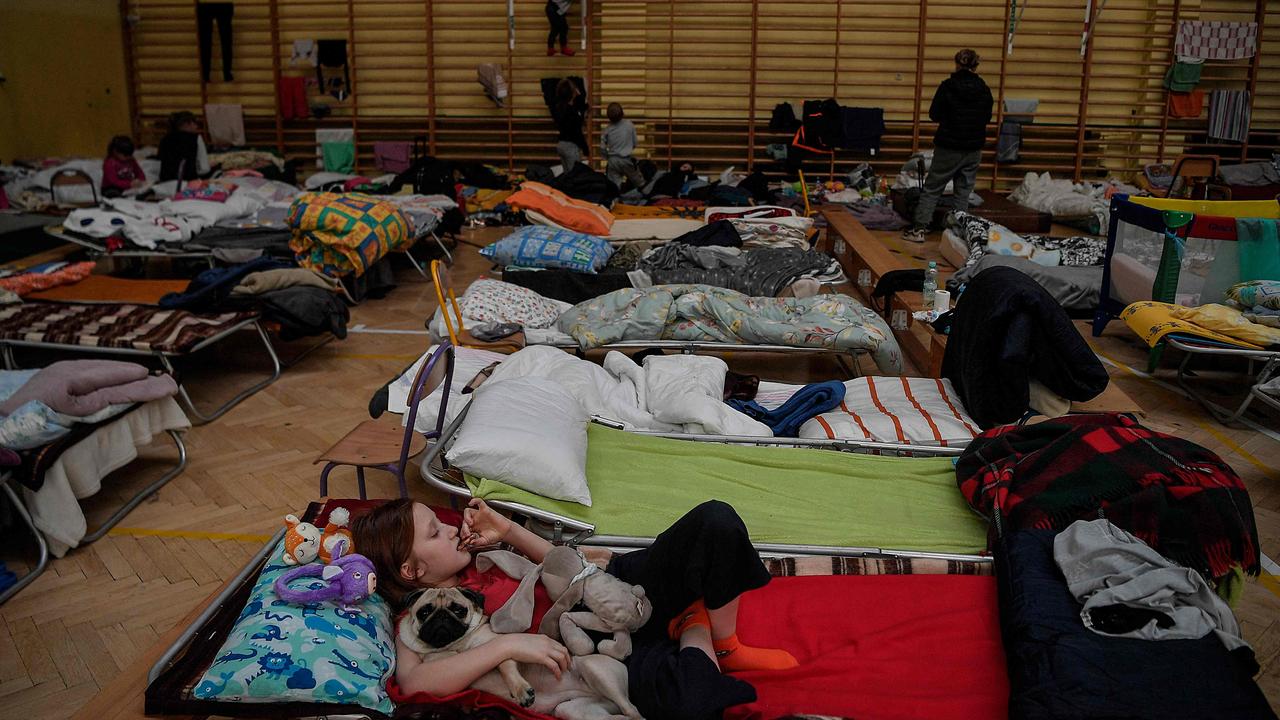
[726,575,1008,720]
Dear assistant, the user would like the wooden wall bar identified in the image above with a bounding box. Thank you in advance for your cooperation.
[124,0,1276,189]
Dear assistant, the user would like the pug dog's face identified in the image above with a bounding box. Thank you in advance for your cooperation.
[399,587,488,655]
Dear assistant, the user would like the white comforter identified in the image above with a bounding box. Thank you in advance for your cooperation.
[487,346,770,436]
[63,191,267,248]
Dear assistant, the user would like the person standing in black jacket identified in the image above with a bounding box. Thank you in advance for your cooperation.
[551,78,588,172]
[903,49,993,242]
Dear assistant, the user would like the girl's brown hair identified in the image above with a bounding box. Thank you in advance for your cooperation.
[351,498,418,610]
[955,48,980,71]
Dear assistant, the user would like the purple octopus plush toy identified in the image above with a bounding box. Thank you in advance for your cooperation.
[273,540,376,612]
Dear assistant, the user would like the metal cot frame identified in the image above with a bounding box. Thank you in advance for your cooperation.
[0,423,187,606]
[45,225,218,266]
[0,317,281,425]
[1168,336,1280,424]
[147,528,285,686]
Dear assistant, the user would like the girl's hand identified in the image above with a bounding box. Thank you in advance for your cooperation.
[460,499,511,549]
[499,634,571,679]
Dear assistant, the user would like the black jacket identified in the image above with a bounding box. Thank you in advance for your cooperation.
[158,132,199,181]
[929,71,994,152]
[939,266,1108,428]
[552,102,588,153]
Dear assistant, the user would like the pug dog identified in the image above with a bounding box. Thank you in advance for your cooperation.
[400,587,643,720]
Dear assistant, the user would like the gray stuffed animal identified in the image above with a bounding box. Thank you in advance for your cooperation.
[477,546,652,661]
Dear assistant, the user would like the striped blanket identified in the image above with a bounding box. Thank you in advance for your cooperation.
[0,302,256,354]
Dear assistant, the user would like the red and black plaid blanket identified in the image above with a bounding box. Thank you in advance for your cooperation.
[956,413,1260,581]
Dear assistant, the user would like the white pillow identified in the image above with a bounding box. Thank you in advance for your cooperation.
[445,377,592,505]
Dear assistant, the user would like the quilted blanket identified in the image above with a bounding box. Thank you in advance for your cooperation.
[0,302,256,354]
[555,284,903,373]
[287,192,411,277]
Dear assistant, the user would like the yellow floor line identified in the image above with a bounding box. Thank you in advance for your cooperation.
[1258,573,1280,601]
[1192,419,1280,481]
[107,526,272,543]
[1092,346,1280,477]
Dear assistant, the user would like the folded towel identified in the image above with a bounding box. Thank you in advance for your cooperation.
[0,360,178,418]
[726,380,846,437]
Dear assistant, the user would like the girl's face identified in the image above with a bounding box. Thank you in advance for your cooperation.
[400,502,471,587]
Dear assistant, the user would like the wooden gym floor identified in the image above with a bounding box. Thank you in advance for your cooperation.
[0,224,1278,719]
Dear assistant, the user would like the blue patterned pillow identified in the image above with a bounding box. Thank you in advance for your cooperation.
[193,537,395,715]
[480,225,614,273]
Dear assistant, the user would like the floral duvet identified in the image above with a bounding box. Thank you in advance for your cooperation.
[556,284,903,374]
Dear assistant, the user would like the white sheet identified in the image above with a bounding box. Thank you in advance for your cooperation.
[22,397,190,557]
[390,345,508,434]
[487,346,771,436]
[525,208,703,242]
[64,190,268,248]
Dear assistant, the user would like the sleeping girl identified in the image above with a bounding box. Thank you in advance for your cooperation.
[353,498,796,720]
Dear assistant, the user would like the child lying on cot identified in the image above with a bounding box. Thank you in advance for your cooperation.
[353,498,796,720]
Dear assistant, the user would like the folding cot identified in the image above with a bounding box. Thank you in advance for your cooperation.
[143,499,1005,720]
[45,224,293,267]
[0,301,280,423]
[0,398,188,605]
[413,347,986,560]
[1167,335,1280,424]
[430,259,890,377]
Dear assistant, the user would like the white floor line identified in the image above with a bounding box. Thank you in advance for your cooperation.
[1263,553,1280,577]
[1093,352,1280,445]
[348,323,432,336]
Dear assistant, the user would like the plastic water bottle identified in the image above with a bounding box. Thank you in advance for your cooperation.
[922,261,938,310]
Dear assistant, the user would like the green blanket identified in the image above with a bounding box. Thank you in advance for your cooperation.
[466,425,988,555]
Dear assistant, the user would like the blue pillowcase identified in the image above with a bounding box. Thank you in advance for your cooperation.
[192,537,395,715]
[480,226,614,273]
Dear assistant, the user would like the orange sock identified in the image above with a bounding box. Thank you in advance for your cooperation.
[667,600,711,640]
[712,634,799,672]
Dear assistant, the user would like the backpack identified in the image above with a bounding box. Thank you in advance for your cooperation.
[770,102,800,131]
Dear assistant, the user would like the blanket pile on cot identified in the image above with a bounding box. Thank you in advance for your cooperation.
[555,284,903,374]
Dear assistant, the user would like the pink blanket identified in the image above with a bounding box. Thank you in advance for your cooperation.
[0,360,178,418]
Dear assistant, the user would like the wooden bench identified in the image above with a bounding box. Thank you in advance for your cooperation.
[819,205,949,376]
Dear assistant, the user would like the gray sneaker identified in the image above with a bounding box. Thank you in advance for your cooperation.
[902,227,927,243]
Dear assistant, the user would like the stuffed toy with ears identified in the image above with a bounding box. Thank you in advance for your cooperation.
[274,540,376,612]
[477,546,652,660]
[282,515,322,565]
[283,508,355,566]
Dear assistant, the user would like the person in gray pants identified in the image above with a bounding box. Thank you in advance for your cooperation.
[904,49,993,243]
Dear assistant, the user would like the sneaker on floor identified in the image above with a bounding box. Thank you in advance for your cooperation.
[902,227,927,243]
[560,45,576,56]
[546,47,557,56]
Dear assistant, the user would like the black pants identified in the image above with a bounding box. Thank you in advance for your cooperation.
[545,1,569,48]
[196,3,234,82]
[606,501,770,720]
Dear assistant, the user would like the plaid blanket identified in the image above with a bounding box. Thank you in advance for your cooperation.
[0,302,256,354]
[956,413,1260,581]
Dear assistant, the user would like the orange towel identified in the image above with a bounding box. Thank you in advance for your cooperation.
[27,275,191,305]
